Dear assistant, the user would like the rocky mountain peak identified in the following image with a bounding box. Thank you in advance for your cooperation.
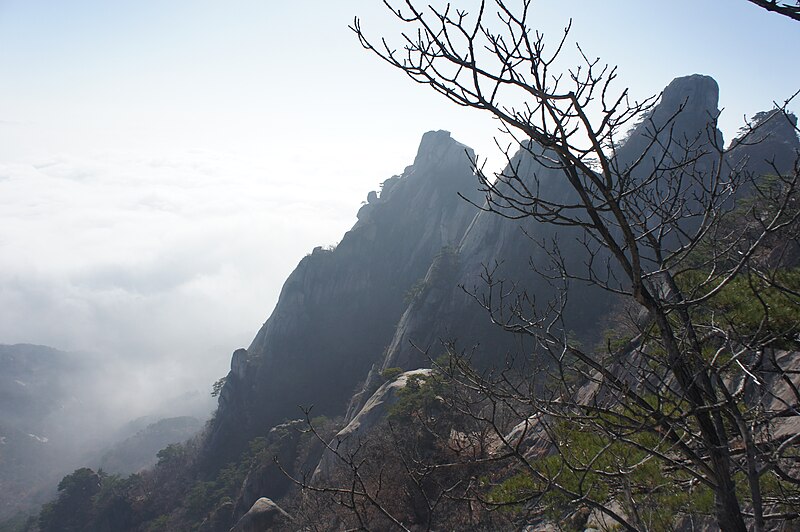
[660,73,719,119]
[751,109,798,132]
[411,130,475,175]
[726,109,799,178]
[730,109,799,149]
[360,74,730,407]
[204,130,482,469]
[615,73,723,179]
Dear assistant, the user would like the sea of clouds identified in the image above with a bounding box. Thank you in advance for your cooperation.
[0,147,363,421]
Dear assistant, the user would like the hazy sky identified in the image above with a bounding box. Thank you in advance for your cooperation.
[0,1,797,417]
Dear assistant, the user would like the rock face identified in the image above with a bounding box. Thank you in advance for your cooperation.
[348,75,726,416]
[363,142,600,385]
[619,74,722,163]
[206,131,483,466]
[202,74,800,512]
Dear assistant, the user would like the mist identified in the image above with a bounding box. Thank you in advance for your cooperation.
[0,150,362,424]
[0,0,797,524]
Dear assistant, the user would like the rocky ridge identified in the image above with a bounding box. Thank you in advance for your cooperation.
[33,73,798,532]
[210,74,800,526]
[207,130,484,470]
[347,74,729,420]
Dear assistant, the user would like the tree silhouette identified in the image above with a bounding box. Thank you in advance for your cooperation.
[337,1,800,529]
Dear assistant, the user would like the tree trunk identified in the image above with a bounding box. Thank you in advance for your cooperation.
[651,309,748,532]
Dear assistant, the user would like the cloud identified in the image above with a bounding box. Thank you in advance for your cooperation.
[0,149,360,421]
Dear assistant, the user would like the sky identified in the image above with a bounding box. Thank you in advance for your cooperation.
[0,0,798,420]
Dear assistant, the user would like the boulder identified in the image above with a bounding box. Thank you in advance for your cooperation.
[314,369,432,482]
[230,497,290,532]
[232,419,305,521]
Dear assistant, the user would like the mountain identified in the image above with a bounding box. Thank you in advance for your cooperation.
[206,130,483,468]
[205,73,798,528]
[26,74,800,531]
[98,416,202,475]
[348,74,728,418]
[0,344,205,525]
[726,107,799,179]
[206,73,796,515]
[0,344,72,433]
[0,344,87,520]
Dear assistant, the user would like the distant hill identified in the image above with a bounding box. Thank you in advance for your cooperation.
[0,344,205,524]
[0,344,83,520]
[98,416,202,475]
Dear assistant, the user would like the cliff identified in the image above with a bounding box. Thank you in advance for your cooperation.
[208,73,798,478]
[350,74,727,415]
[27,73,800,532]
[206,131,483,467]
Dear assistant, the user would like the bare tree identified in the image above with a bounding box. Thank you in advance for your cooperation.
[747,0,800,22]
[277,389,514,531]
[344,1,800,530]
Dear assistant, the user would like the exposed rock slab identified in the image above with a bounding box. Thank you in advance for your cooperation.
[230,497,290,532]
[314,369,432,483]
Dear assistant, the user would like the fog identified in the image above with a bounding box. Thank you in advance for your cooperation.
[0,150,364,422]
[0,0,797,453]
